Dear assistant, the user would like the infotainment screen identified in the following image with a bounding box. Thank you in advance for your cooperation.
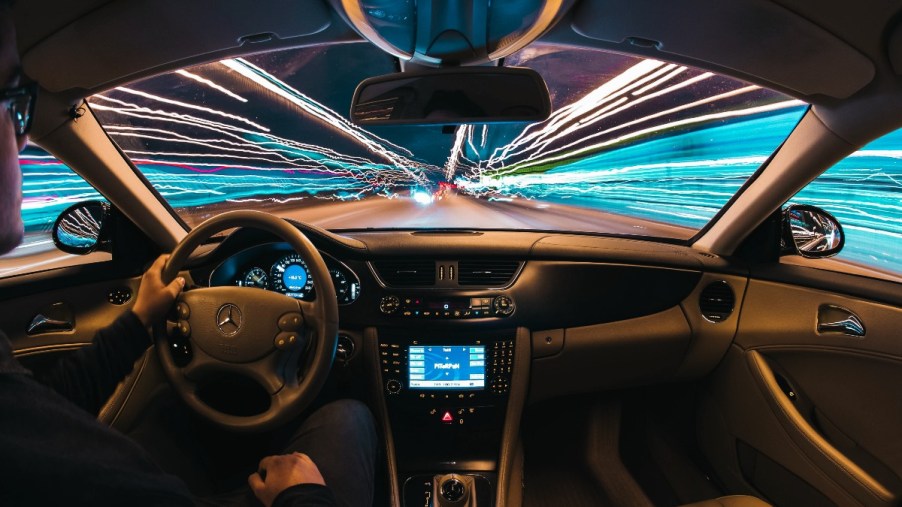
[409,345,486,389]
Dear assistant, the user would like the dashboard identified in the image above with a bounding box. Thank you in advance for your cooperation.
[207,242,361,304]
[195,226,741,402]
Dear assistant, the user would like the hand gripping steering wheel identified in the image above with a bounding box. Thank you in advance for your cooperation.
[156,210,338,432]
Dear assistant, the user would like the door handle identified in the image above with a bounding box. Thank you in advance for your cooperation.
[26,302,75,336]
[27,315,74,335]
[817,305,865,337]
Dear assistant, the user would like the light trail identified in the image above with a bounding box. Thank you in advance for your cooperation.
[483,70,719,169]
[631,65,686,96]
[445,126,468,180]
[220,58,431,183]
[176,69,248,102]
[94,98,378,164]
[489,59,667,163]
[91,96,426,190]
[482,99,804,176]
[115,86,269,131]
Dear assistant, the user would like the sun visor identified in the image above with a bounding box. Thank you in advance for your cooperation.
[571,0,874,99]
[23,0,332,93]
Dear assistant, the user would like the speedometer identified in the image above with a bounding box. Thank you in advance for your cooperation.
[271,254,315,299]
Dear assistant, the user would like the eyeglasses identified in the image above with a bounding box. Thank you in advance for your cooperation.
[2,82,37,136]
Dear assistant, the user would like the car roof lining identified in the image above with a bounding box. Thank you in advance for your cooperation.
[18,0,337,95]
[14,0,888,104]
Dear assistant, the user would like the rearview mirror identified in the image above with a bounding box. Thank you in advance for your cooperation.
[350,67,551,125]
[781,204,844,258]
[52,200,112,255]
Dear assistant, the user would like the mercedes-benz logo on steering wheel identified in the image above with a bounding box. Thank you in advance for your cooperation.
[216,304,242,336]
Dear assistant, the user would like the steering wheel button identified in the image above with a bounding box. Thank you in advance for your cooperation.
[177,303,190,319]
[278,312,303,331]
[178,320,191,337]
[275,332,299,350]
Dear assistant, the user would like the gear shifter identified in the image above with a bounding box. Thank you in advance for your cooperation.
[432,474,476,506]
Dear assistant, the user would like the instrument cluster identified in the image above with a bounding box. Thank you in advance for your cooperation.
[209,243,360,305]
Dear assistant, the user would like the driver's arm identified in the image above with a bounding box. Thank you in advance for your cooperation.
[34,255,184,414]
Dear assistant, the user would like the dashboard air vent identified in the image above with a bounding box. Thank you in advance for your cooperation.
[458,260,521,286]
[372,260,436,287]
[699,281,735,323]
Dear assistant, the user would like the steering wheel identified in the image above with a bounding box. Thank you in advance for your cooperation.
[155,210,339,432]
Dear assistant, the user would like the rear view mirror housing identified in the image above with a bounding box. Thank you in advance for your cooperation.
[350,67,552,125]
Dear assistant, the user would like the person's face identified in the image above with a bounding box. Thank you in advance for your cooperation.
[0,12,25,255]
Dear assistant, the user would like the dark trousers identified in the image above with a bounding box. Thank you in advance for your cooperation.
[134,399,377,507]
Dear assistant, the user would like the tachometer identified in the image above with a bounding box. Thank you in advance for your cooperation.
[271,254,315,299]
[242,267,268,288]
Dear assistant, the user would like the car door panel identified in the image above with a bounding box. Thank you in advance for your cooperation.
[699,275,902,507]
[0,265,143,371]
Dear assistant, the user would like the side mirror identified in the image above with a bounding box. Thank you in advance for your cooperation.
[781,204,844,258]
[52,201,112,255]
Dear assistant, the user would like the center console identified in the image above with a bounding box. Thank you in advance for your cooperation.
[374,329,523,507]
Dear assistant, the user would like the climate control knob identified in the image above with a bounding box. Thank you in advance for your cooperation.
[379,295,401,315]
[493,295,515,316]
[386,379,402,394]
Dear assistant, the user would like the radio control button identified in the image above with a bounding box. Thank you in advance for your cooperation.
[386,379,402,394]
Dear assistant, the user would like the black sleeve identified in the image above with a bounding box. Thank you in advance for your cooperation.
[272,484,337,507]
[34,310,152,415]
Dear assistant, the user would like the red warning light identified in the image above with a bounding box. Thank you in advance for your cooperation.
[441,411,453,423]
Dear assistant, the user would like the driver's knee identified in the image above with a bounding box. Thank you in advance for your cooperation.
[288,399,377,457]
[284,399,377,506]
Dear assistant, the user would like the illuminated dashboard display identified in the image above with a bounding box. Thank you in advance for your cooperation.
[270,253,314,299]
[409,345,485,390]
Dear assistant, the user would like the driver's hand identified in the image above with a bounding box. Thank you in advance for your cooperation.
[131,254,186,327]
[249,452,326,507]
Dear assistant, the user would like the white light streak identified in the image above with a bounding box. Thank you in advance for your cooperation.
[176,70,248,102]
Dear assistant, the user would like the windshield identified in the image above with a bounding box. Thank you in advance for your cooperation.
[89,43,806,239]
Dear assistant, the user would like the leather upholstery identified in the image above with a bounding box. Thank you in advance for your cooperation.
[679,495,772,507]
